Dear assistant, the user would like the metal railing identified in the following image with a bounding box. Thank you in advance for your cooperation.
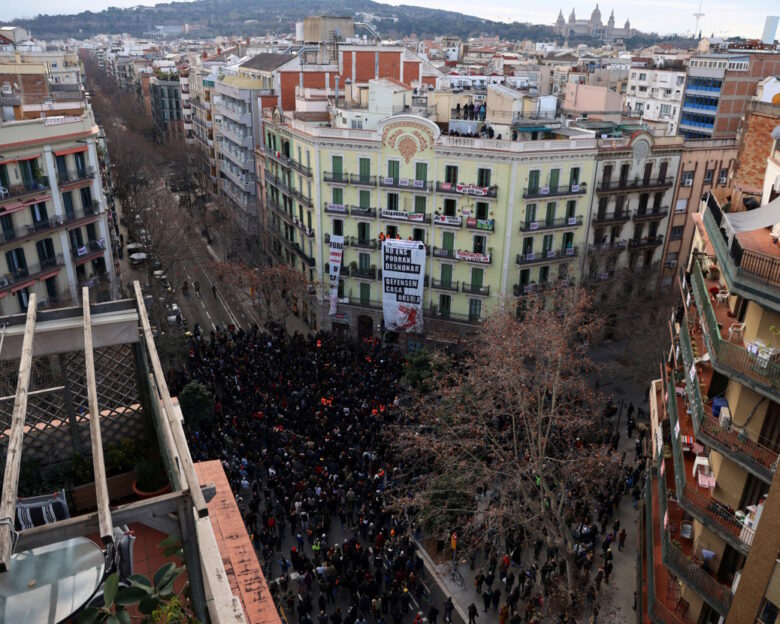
[431,279,459,292]
[429,305,482,324]
[516,246,578,265]
[666,371,755,553]
[57,167,95,184]
[0,177,51,204]
[323,171,350,183]
[628,235,664,249]
[593,211,631,224]
[432,247,456,259]
[633,207,670,221]
[598,177,673,193]
[519,216,582,232]
[436,181,498,198]
[522,182,587,199]
[678,316,777,483]
[349,206,377,218]
[380,178,432,191]
[0,253,64,291]
[0,215,66,243]
[655,444,732,616]
[349,236,377,250]
[462,283,490,296]
[589,240,627,253]
[350,174,377,186]
[289,186,313,207]
[690,260,780,393]
[351,266,377,280]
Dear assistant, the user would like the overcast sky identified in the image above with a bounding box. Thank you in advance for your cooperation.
[1,0,777,39]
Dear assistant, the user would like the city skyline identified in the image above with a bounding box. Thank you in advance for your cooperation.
[0,0,776,39]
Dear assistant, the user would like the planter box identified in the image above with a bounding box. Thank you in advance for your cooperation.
[71,470,137,512]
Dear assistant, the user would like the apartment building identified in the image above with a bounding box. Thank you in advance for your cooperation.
[657,138,737,291]
[679,52,780,139]
[260,108,598,339]
[190,67,219,195]
[624,63,686,135]
[584,129,683,291]
[149,71,183,140]
[214,54,285,236]
[0,113,116,315]
[643,185,780,624]
[180,64,193,142]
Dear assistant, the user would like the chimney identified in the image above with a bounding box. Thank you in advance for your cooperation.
[334,76,340,110]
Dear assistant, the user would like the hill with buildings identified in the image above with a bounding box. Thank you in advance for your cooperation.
[7,0,658,43]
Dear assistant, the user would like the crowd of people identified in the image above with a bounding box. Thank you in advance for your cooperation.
[167,324,645,624]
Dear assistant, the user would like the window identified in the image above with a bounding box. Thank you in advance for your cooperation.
[666,252,679,264]
[443,198,456,216]
[359,282,371,305]
[415,196,427,214]
[477,168,491,187]
[333,219,343,236]
[442,231,454,251]
[660,104,671,116]
[440,263,453,286]
[413,228,425,242]
[387,225,398,238]
[473,235,486,254]
[670,226,684,240]
[528,170,540,193]
[439,294,451,316]
[676,76,685,86]
[387,193,399,211]
[675,198,687,213]
[444,165,458,184]
[542,234,553,254]
[566,200,576,219]
[548,168,559,190]
[359,252,371,271]
[359,190,371,209]
[569,167,580,186]
[681,171,694,185]
[387,160,400,182]
[476,202,489,220]
[522,237,533,254]
[539,266,550,284]
[757,598,779,624]
[415,162,428,183]
[358,222,370,242]
[704,169,714,184]
[719,168,728,184]
[525,204,537,227]
[359,158,371,182]
[468,298,482,321]
[639,73,647,80]
[332,187,343,205]
[545,202,556,225]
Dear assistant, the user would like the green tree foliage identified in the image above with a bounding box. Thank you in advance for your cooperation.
[178,381,214,430]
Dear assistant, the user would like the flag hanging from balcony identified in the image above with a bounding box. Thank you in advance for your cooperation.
[328,235,344,315]
[381,239,425,333]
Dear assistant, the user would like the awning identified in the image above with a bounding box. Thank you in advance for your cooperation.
[724,195,780,233]
[0,154,41,166]
[54,146,88,157]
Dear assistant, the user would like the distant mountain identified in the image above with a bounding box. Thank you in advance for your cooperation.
[9,0,661,46]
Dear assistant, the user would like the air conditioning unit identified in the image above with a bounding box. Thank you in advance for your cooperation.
[666,260,678,268]
[0,277,8,287]
[719,407,732,431]
[683,179,693,187]
[719,176,727,185]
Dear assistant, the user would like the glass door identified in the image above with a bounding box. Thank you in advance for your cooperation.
[387,160,400,184]
[332,156,343,182]
[442,231,454,253]
[359,158,371,183]
[439,294,451,318]
[440,263,453,288]
[528,170,540,194]
[548,168,559,191]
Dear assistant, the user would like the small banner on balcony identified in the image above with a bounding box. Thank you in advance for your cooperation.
[328,235,344,316]
[456,183,490,196]
[382,239,425,333]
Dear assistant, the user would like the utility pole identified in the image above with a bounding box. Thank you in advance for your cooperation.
[693,0,705,39]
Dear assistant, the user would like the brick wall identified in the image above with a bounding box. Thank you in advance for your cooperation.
[732,110,780,193]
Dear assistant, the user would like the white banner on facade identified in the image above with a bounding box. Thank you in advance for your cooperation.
[328,235,344,315]
[382,239,425,333]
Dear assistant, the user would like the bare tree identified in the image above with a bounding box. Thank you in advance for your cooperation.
[395,286,622,611]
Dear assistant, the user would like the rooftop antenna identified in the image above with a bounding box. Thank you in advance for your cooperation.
[693,0,705,39]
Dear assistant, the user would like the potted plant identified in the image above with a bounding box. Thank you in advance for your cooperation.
[133,456,170,498]
[71,439,140,512]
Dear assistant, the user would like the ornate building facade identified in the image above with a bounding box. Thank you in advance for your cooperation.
[555,5,633,40]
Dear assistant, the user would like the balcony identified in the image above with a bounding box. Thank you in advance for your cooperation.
[0,178,51,208]
[292,216,314,238]
[265,170,291,193]
[289,159,312,178]
[592,211,631,226]
[289,186,313,208]
[215,102,250,125]
[0,215,66,245]
[429,305,482,324]
[380,177,432,192]
[677,314,777,483]
[280,237,316,267]
[350,174,377,187]
[349,206,377,219]
[633,207,670,222]
[349,236,377,250]
[522,182,587,200]
[689,259,780,396]
[220,125,252,149]
[324,202,349,215]
[436,181,497,198]
[664,370,757,555]
[57,167,96,187]
[351,266,377,280]
[702,195,780,308]
[323,171,350,184]
[462,283,490,296]
[656,378,733,616]
[221,147,254,171]
[71,239,107,264]
[432,215,462,228]
[432,247,456,260]
[380,209,430,224]
[518,216,582,233]
[588,240,627,254]
[516,246,578,266]
[264,147,311,177]
[220,163,254,193]
[597,177,674,194]
[431,279,459,292]
[628,235,664,250]
[465,217,495,232]
[343,296,382,309]
[324,233,349,246]
[0,253,64,294]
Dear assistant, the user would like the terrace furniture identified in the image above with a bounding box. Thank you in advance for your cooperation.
[14,489,70,531]
[0,536,105,623]
[728,322,745,343]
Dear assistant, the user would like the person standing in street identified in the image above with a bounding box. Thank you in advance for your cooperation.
[443,597,454,623]
[468,603,479,624]
[428,605,439,624]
